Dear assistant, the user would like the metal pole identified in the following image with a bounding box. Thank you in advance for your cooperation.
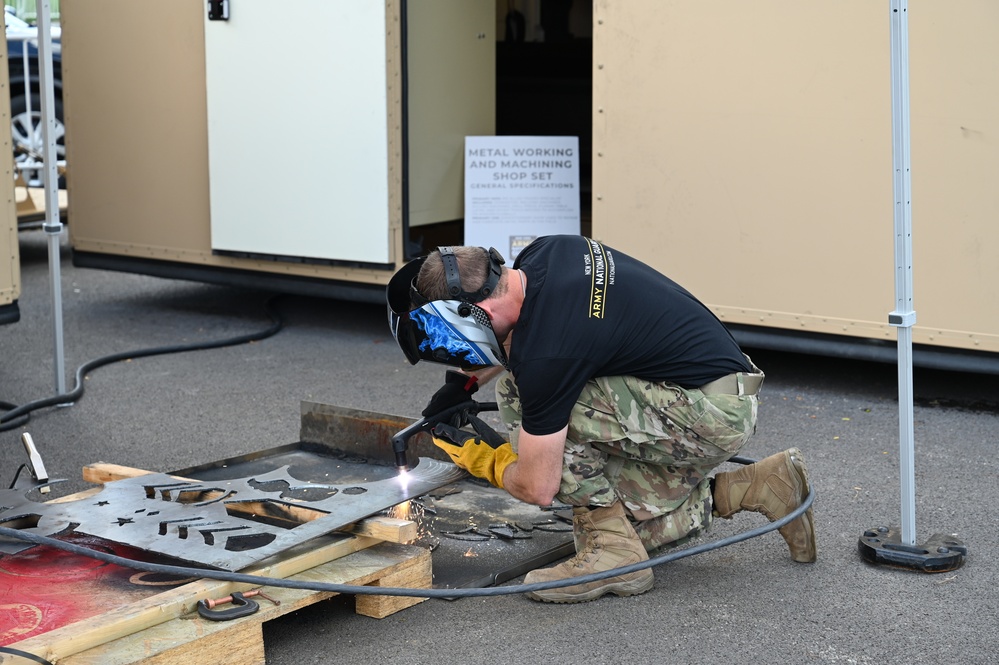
[21,40,33,138]
[887,0,916,546]
[35,0,67,396]
[858,1,965,573]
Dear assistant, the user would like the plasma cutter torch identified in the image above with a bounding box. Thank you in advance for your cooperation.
[391,400,497,471]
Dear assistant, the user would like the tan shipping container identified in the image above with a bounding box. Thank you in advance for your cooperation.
[60,1,998,370]
[591,0,998,369]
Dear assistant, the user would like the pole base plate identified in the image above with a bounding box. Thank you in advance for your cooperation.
[858,526,967,573]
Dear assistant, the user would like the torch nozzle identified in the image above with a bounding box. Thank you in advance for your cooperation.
[394,449,410,473]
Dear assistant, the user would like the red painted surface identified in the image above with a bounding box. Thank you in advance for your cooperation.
[0,534,190,646]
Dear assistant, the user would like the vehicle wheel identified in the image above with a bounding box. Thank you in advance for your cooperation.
[10,92,65,188]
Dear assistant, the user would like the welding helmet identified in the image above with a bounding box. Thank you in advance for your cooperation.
[387,247,509,370]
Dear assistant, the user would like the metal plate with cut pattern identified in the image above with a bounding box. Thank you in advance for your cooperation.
[0,457,464,570]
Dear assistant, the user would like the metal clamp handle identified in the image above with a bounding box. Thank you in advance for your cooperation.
[197,591,259,621]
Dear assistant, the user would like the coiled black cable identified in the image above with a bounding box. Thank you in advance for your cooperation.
[0,296,283,432]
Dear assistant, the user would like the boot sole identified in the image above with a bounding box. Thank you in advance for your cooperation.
[785,448,817,563]
[526,572,654,604]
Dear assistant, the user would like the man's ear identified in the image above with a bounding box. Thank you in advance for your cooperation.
[478,297,498,318]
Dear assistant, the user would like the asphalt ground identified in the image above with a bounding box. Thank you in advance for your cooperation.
[3,229,998,665]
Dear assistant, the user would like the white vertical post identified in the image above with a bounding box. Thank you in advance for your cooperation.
[36,0,67,396]
[888,0,916,546]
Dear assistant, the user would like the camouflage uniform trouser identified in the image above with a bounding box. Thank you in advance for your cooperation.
[496,371,760,552]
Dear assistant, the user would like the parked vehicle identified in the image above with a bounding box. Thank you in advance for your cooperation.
[5,7,63,188]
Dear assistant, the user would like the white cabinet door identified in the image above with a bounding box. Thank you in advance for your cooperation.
[205,1,391,265]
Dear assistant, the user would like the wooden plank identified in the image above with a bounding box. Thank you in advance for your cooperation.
[338,516,416,543]
[80,462,153,485]
[58,543,429,665]
[80,462,417,543]
[117,622,267,665]
[355,545,432,618]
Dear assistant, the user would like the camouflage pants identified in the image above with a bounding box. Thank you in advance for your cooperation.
[495,371,761,552]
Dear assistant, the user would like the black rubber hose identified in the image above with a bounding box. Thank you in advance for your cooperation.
[0,402,28,431]
[0,296,284,432]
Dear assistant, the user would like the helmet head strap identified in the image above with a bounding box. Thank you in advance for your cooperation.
[410,246,505,308]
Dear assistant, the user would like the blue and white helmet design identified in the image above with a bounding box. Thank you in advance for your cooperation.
[387,247,509,370]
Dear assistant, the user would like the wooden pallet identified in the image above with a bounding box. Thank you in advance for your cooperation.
[61,542,429,665]
[2,465,432,665]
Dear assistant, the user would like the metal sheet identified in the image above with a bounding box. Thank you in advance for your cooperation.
[0,458,464,570]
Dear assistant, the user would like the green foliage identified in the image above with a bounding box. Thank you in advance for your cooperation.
[4,0,60,25]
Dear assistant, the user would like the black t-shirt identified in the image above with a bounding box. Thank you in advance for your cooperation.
[510,235,752,436]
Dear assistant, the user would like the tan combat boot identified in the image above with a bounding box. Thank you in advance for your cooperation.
[524,501,654,603]
[712,448,817,563]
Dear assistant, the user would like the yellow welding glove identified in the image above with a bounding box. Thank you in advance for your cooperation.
[431,415,518,489]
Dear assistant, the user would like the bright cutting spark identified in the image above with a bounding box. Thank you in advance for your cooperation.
[387,500,432,546]
[389,500,411,522]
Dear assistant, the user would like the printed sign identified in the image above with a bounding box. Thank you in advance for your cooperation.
[464,136,580,261]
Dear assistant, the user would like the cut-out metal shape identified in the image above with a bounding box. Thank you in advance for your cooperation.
[0,458,464,570]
